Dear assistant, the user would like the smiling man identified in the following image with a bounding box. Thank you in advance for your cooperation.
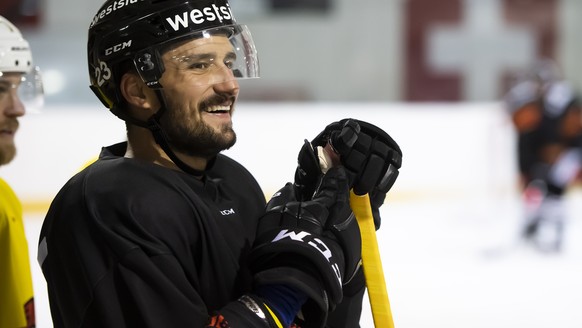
[38,1,402,327]
[0,15,42,328]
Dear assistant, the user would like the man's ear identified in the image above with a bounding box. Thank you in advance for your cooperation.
[120,72,159,112]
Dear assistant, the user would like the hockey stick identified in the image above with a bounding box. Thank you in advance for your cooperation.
[350,191,395,328]
[319,142,395,327]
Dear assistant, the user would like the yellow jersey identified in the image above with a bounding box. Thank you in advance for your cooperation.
[0,178,35,328]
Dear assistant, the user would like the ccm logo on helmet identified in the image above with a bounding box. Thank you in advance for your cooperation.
[105,40,132,56]
[166,4,234,32]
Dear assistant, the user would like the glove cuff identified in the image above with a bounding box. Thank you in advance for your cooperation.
[254,267,329,328]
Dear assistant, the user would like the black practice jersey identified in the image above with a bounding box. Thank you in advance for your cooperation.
[39,142,268,327]
[518,116,582,177]
[39,142,366,328]
[517,83,582,182]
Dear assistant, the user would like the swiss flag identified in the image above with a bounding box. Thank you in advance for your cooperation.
[405,0,558,101]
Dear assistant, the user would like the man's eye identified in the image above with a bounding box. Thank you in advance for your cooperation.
[225,61,234,69]
[189,62,210,70]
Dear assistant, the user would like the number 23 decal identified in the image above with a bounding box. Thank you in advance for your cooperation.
[95,60,112,87]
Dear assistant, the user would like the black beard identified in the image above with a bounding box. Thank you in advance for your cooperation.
[160,97,237,158]
[166,119,236,157]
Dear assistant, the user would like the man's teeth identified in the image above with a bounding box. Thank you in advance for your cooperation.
[206,105,230,113]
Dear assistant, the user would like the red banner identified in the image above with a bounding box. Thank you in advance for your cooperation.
[0,0,42,26]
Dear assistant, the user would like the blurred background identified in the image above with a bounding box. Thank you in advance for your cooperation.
[6,0,582,104]
[2,0,582,327]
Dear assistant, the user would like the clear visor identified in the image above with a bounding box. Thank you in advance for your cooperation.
[19,66,44,112]
[159,24,259,87]
[0,66,44,113]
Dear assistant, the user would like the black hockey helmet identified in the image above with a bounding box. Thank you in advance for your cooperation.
[87,0,259,111]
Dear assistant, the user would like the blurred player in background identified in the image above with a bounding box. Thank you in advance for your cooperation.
[504,59,582,252]
[0,14,43,328]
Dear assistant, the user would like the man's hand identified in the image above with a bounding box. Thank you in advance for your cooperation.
[295,119,402,229]
[250,167,361,324]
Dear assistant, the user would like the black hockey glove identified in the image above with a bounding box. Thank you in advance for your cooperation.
[250,167,362,328]
[295,118,402,229]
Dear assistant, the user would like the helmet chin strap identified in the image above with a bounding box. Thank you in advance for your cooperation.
[146,89,208,176]
[112,89,209,176]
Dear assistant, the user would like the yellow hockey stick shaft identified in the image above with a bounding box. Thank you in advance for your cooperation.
[350,191,395,328]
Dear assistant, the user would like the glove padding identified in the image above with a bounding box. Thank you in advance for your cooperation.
[250,167,361,326]
[295,118,402,229]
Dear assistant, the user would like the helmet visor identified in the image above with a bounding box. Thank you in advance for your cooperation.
[0,66,43,113]
[18,66,44,112]
[154,24,259,87]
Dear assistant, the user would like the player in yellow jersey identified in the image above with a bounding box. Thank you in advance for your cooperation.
[0,15,43,328]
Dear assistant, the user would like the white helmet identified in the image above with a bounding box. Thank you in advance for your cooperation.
[0,15,33,73]
[0,15,43,110]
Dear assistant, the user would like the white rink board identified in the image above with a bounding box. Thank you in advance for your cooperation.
[3,102,517,205]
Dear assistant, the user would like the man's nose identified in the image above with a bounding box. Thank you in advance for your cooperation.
[4,92,26,117]
[212,68,240,95]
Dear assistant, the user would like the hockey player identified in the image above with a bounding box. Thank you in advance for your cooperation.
[38,0,402,327]
[0,15,43,328]
[504,59,582,252]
